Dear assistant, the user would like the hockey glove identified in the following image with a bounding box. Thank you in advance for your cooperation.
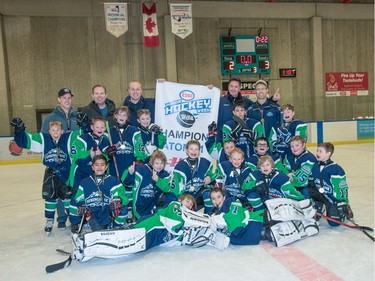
[273,142,289,154]
[149,123,162,134]
[336,201,353,219]
[110,198,123,217]
[134,160,144,166]
[10,117,26,133]
[76,112,89,128]
[229,124,243,140]
[106,145,118,156]
[207,121,218,137]
[77,205,91,218]
[242,128,257,142]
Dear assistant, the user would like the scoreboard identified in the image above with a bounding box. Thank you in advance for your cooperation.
[220,35,270,76]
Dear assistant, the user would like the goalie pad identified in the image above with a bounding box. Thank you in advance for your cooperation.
[72,228,146,262]
[182,227,229,251]
[181,206,211,228]
[270,219,319,247]
[265,198,316,222]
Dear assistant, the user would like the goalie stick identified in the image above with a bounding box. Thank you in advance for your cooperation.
[316,212,374,242]
[45,208,87,273]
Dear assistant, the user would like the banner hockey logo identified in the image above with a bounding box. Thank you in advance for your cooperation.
[164,90,212,128]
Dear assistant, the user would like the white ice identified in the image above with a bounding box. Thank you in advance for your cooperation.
[0,143,373,281]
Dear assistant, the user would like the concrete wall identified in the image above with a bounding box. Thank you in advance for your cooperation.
[0,0,373,133]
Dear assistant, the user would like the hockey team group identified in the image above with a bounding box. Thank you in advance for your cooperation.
[10,79,354,268]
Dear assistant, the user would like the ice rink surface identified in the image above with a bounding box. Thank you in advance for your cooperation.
[0,143,373,281]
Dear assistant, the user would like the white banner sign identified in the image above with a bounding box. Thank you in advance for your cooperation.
[170,3,193,39]
[155,81,220,171]
[104,3,128,38]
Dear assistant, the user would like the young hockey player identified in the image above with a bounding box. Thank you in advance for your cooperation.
[10,118,75,234]
[122,151,176,220]
[72,155,128,232]
[222,101,263,160]
[106,106,147,178]
[172,140,216,212]
[273,104,308,156]
[279,136,317,198]
[205,121,235,163]
[216,148,253,207]
[69,116,112,231]
[209,186,318,248]
[247,137,282,171]
[136,109,166,163]
[70,194,229,264]
[208,188,264,245]
[243,155,305,211]
[309,142,353,226]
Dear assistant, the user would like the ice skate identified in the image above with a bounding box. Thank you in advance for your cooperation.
[44,219,54,235]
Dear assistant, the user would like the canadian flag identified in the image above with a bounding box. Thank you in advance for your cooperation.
[142,2,159,47]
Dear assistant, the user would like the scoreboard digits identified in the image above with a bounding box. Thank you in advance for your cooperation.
[220,35,270,75]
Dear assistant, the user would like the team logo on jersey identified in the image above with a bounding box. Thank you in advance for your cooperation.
[45,149,68,163]
[163,89,212,128]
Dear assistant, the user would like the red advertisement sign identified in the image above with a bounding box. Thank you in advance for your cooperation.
[325,72,368,97]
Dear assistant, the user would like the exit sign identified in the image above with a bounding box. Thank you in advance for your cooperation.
[279,68,296,78]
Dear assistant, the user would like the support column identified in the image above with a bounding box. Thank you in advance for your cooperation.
[0,15,11,135]
[310,16,324,120]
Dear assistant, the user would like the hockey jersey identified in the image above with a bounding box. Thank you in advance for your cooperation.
[108,124,147,177]
[74,174,129,226]
[243,169,305,210]
[311,160,349,203]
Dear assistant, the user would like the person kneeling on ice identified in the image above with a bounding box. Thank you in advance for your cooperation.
[72,155,129,231]
[309,142,353,226]
[209,188,319,247]
[70,194,230,263]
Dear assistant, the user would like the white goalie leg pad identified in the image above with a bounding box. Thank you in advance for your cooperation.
[265,198,306,222]
[182,227,212,248]
[270,221,306,247]
[207,231,230,251]
[182,227,229,251]
[181,206,211,228]
[298,199,316,219]
[73,228,146,262]
[302,218,319,237]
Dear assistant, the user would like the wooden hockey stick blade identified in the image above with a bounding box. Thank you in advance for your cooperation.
[45,255,72,274]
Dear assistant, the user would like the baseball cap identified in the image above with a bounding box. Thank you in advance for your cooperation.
[58,88,73,97]
[253,79,268,88]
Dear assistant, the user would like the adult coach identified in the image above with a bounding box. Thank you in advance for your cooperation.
[41,88,79,133]
[123,81,155,126]
[82,84,116,127]
[217,78,280,142]
[247,79,281,140]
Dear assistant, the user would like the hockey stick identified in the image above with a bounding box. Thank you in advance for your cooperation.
[46,209,88,273]
[56,248,71,255]
[105,121,120,181]
[315,212,373,231]
[346,216,374,242]
[316,212,374,241]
